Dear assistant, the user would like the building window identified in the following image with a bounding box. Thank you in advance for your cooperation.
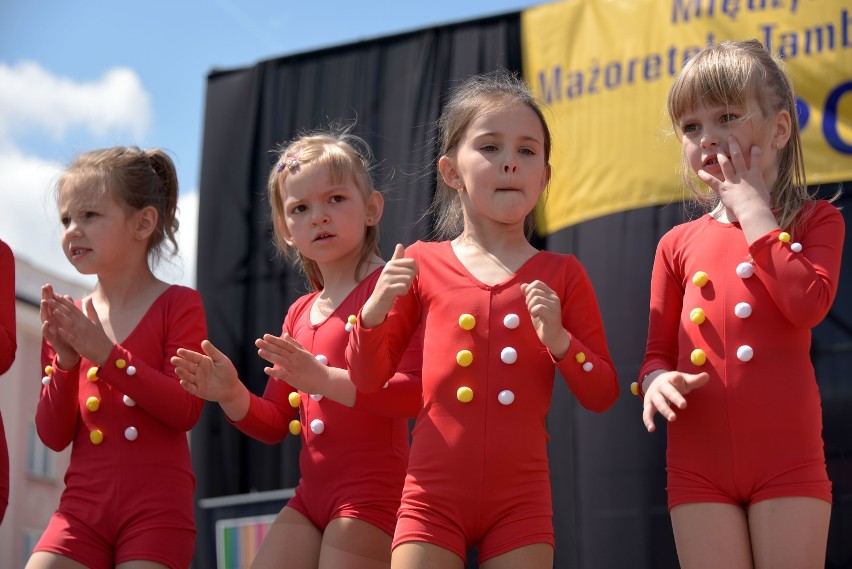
[27,423,53,480]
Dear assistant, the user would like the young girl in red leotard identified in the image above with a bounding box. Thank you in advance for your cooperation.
[636,40,844,569]
[174,130,421,569]
[346,71,619,569]
[30,147,206,569]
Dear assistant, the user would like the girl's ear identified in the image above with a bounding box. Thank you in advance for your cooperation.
[134,206,158,241]
[365,190,384,227]
[771,109,792,150]
[438,155,463,190]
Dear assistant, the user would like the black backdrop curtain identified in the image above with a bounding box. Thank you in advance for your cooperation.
[195,11,852,569]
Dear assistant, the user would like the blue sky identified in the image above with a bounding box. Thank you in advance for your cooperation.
[0,0,540,289]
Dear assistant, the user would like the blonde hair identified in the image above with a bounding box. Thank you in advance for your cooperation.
[431,70,552,240]
[57,146,180,266]
[267,130,380,291]
[667,39,812,232]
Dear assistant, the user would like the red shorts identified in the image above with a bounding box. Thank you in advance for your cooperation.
[286,483,398,536]
[393,498,553,563]
[34,510,195,569]
[667,458,832,509]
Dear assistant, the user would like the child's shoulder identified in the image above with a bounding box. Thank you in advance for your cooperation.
[401,240,450,263]
[535,248,576,262]
[658,214,715,246]
[527,249,589,283]
[162,283,201,300]
[790,199,844,242]
[158,284,204,311]
[407,240,440,254]
[534,246,589,266]
[136,285,205,329]
[801,199,844,225]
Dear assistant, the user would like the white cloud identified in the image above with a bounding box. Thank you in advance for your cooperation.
[0,61,152,141]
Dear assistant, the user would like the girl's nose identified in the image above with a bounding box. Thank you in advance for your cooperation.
[65,221,82,238]
[503,158,518,174]
[700,134,719,150]
[311,209,330,225]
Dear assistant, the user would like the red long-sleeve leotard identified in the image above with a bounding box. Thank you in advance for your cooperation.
[347,241,618,555]
[232,267,422,533]
[35,285,206,564]
[640,201,844,507]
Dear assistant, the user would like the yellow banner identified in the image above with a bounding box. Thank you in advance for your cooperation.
[522,0,852,234]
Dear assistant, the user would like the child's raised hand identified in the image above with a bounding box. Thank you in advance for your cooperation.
[362,243,417,328]
[46,294,113,366]
[521,280,571,360]
[256,333,328,393]
[641,370,710,432]
[40,284,80,369]
[697,135,772,220]
[172,340,241,403]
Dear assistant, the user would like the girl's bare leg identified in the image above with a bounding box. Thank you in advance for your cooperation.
[671,502,754,569]
[749,497,830,569]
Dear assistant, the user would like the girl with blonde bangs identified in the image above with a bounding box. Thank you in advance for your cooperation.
[666,39,811,231]
[268,133,381,291]
[637,40,844,569]
[175,127,422,569]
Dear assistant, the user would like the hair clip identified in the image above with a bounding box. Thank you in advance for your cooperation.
[280,148,302,173]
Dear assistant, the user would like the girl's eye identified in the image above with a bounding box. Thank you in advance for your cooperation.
[682,123,699,133]
[84,211,98,219]
[721,113,740,124]
[481,144,498,152]
[60,216,70,227]
[519,147,535,156]
[330,194,345,204]
[290,205,306,215]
